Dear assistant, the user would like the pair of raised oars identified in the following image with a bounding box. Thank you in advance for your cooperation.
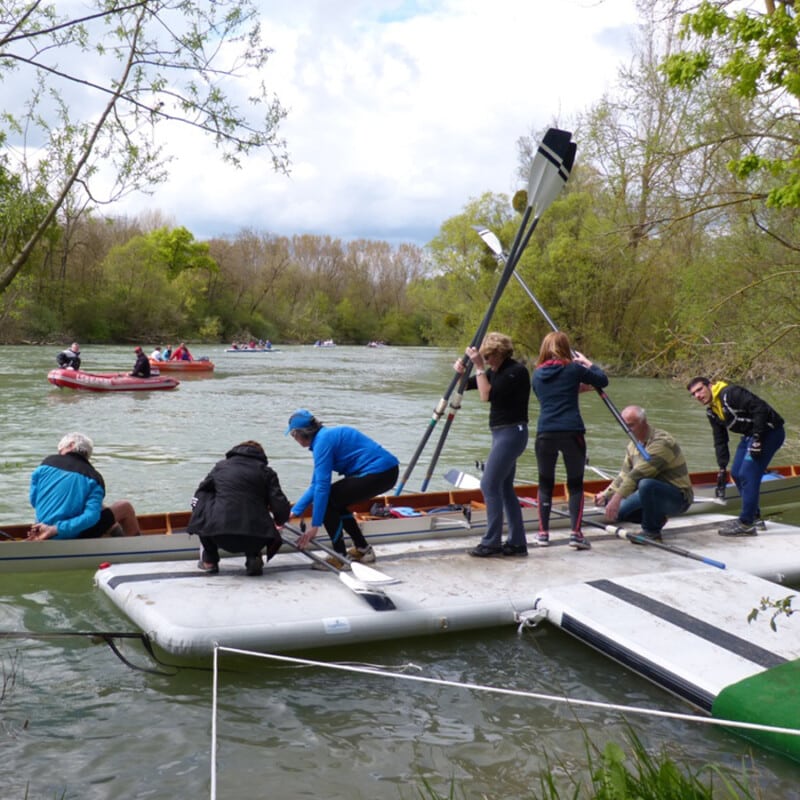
[395,127,578,496]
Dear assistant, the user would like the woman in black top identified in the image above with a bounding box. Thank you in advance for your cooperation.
[454,332,531,557]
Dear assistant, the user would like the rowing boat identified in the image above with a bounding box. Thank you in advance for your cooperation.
[47,368,180,392]
[3,465,799,573]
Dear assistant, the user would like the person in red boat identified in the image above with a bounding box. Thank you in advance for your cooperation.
[56,342,81,370]
[170,342,193,361]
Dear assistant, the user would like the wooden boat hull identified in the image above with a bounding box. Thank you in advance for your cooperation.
[47,368,179,391]
[3,465,799,573]
[149,359,214,372]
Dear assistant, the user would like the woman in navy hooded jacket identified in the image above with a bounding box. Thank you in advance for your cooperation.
[533,331,608,550]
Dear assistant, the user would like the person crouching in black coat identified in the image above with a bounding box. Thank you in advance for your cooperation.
[187,441,291,576]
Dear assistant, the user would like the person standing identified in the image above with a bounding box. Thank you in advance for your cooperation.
[287,409,399,569]
[595,406,693,543]
[454,332,531,558]
[27,432,140,540]
[130,346,151,378]
[687,376,785,536]
[532,331,609,550]
[56,342,81,370]
[187,441,291,576]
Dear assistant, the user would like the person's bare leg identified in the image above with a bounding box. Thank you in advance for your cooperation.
[110,500,141,536]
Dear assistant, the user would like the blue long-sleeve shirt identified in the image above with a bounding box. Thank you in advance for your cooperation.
[290,426,399,527]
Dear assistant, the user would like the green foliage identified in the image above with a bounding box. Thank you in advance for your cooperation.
[409,727,760,799]
[748,594,796,632]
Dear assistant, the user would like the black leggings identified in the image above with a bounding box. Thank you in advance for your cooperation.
[324,465,399,553]
[535,432,586,532]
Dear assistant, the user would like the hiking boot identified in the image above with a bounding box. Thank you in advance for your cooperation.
[628,530,662,545]
[197,559,219,574]
[536,532,550,547]
[347,545,376,563]
[311,554,350,571]
[245,555,263,576]
[718,519,757,537]
[501,542,528,557]
[569,532,591,551]
[468,544,503,558]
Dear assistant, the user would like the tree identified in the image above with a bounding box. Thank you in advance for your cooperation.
[0,0,289,294]
[661,0,800,213]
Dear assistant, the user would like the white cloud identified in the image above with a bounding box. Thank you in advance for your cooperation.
[115,0,640,245]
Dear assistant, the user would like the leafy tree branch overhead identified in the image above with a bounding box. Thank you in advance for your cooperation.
[662,0,800,211]
[0,0,289,294]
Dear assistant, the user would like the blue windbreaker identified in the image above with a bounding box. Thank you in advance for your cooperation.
[291,426,399,527]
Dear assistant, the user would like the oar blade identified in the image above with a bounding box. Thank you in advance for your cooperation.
[443,468,482,490]
[339,572,397,611]
[351,561,402,585]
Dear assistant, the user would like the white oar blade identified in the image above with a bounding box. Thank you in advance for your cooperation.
[443,468,482,490]
[351,561,402,585]
[473,225,503,257]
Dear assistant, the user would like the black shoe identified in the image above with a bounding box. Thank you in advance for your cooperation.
[197,559,219,574]
[245,555,264,576]
[501,542,528,556]
[628,530,662,545]
[468,544,503,558]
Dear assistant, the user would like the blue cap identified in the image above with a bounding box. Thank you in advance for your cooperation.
[285,409,315,435]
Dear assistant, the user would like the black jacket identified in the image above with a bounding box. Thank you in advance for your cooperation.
[131,352,151,377]
[187,444,291,544]
[56,349,81,369]
[707,382,784,468]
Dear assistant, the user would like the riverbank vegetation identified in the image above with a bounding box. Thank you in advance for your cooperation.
[1,1,798,381]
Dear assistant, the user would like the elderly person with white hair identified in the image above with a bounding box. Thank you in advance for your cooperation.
[27,432,140,540]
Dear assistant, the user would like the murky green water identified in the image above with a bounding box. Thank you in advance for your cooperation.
[2,344,800,798]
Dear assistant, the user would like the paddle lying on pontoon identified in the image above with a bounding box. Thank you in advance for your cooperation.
[280,527,397,611]
[282,523,400,585]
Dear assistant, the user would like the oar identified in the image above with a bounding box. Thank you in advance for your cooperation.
[411,129,576,494]
[473,225,651,463]
[280,528,397,611]
[544,504,727,570]
[282,523,400,585]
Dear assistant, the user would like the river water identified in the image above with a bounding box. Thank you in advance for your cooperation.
[2,344,800,799]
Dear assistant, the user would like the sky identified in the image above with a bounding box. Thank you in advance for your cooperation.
[114,0,642,246]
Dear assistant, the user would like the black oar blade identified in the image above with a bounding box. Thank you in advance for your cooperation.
[339,572,396,611]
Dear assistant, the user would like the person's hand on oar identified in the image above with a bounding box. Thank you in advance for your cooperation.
[295,522,319,549]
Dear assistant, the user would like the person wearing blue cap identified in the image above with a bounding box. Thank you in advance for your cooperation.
[286,409,399,569]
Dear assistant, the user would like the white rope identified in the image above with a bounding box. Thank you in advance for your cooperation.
[212,645,800,738]
[210,644,220,800]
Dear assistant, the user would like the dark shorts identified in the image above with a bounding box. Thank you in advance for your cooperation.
[77,507,116,539]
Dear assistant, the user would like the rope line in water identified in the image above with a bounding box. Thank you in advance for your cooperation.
[213,645,800,738]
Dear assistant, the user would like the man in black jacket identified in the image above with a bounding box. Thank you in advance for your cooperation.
[687,377,785,536]
[56,342,81,370]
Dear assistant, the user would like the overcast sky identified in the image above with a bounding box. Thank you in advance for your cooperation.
[114,0,641,246]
